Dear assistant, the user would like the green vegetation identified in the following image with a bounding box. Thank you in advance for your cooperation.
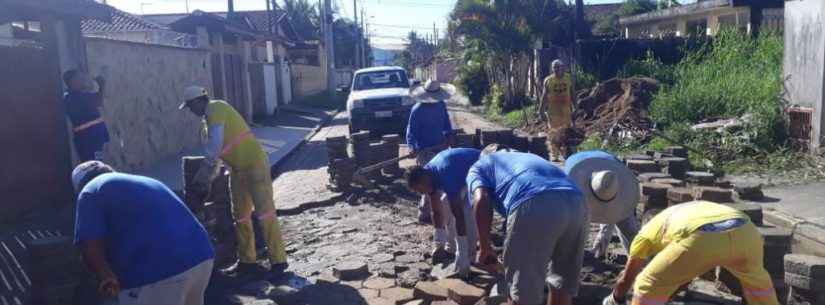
[454,60,489,106]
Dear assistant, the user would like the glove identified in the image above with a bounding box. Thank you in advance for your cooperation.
[454,236,471,278]
[602,294,621,305]
[431,228,451,263]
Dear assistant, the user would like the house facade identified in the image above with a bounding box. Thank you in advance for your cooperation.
[619,0,783,39]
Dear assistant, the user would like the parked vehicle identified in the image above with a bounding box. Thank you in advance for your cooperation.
[347,66,415,135]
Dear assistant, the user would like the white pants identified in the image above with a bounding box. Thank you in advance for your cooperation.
[118,259,214,305]
[432,190,478,259]
[592,217,640,258]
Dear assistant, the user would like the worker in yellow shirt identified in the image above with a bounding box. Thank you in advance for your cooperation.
[604,201,779,305]
[180,86,288,280]
[541,59,573,162]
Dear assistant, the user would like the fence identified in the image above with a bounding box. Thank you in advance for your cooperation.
[292,64,326,99]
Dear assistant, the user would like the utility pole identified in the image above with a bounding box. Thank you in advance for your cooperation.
[361,9,367,67]
[228,0,235,14]
[353,0,360,69]
[324,0,336,100]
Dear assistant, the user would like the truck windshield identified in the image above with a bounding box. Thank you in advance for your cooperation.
[353,70,409,90]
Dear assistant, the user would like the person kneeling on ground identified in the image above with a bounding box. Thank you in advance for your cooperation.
[604,201,780,305]
[405,148,481,277]
[71,161,215,305]
[468,151,587,305]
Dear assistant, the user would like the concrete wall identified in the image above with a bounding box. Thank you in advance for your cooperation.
[291,63,325,98]
[85,38,212,171]
[623,7,750,38]
[783,0,825,151]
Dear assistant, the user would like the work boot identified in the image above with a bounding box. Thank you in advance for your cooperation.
[220,261,267,278]
[268,262,290,282]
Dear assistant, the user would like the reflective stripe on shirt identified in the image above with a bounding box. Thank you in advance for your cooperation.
[73,117,105,133]
[221,130,254,157]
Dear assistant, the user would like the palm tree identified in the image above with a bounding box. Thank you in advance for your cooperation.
[282,0,319,39]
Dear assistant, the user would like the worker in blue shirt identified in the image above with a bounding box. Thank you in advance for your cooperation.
[63,70,110,162]
[407,79,454,224]
[71,161,215,305]
[405,148,480,277]
[467,152,587,305]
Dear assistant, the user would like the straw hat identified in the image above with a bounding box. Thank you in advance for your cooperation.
[411,80,450,103]
[564,150,639,224]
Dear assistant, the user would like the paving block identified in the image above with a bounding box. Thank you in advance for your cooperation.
[759,227,793,247]
[660,157,689,179]
[396,254,423,264]
[734,182,764,201]
[381,287,415,305]
[785,254,825,279]
[638,173,671,183]
[650,178,686,187]
[665,146,689,158]
[360,288,380,299]
[627,160,661,174]
[475,296,508,305]
[715,179,733,189]
[785,273,825,292]
[365,277,397,290]
[413,281,449,302]
[692,187,734,203]
[686,171,716,186]
[333,261,370,281]
[641,183,670,196]
[314,272,340,285]
[367,296,399,305]
[439,279,485,305]
[624,154,654,162]
[726,203,763,225]
[403,300,425,305]
[667,187,694,205]
[397,270,421,288]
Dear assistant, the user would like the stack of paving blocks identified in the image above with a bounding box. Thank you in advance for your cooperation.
[27,236,85,305]
[480,130,498,148]
[496,129,514,147]
[326,136,349,161]
[454,133,476,148]
[512,135,529,152]
[381,134,403,177]
[326,136,355,190]
[784,254,825,304]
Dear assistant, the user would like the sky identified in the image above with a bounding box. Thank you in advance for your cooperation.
[105,0,689,50]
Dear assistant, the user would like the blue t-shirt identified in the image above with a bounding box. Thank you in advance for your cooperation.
[425,148,481,202]
[466,152,581,215]
[406,101,453,151]
[563,150,622,175]
[74,173,215,289]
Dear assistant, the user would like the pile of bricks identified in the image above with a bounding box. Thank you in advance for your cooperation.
[784,254,825,304]
[27,236,86,305]
[626,147,801,298]
[325,131,407,189]
[381,134,403,177]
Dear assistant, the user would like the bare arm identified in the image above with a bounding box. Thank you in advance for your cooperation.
[612,256,647,301]
[429,192,445,230]
[80,239,119,297]
[473,187,494,263]
[449,194,467,237]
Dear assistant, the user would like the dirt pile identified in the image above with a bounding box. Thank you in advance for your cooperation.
[573,77,660,137]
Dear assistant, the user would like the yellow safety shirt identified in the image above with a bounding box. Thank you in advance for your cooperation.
[545,73,572,103]
[206,100,266,170]
[629,201,748,260]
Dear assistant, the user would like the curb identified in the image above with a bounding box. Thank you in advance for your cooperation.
[270,109,342,178]
[763,209,825,257]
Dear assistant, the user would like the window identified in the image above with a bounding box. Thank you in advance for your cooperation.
[353,70,409,90]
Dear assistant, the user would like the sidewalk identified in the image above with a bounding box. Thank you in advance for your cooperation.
[136,105,336,191]
[748,182,825,256]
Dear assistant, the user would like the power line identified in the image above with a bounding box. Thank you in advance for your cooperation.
[370,23,444,30]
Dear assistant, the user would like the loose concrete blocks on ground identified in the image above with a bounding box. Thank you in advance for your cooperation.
[364,277,397,290]
[734,182,764,201]
[727,203,764,225]
[638,173,671,183]
[439,279,485,305]
[659,157,689,179]
[413,281,449,302]
[334,261,370,281]
[692,187,734,203]
[667,187,694,205]
[785,254,825,279]
[686,171,716,186]
[381,287,415,305]
[665,146,688,158]
[627,160,661,174]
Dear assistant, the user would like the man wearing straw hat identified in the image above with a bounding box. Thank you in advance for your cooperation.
[407,79,455,224]
[541,59,574,162]
[563,150,641,260]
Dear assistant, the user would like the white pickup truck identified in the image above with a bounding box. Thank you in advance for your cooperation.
[346,66,417,135]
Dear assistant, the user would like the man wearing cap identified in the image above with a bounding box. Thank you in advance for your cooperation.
[71,161,214,305]
[180,86,288,279]
[564,150,640,259]
[405,148,480,277]
[468,151,586,305]
[541,60,573,162]
[604,201,779,305]
[63,69,110,162]
[407,79,455,224]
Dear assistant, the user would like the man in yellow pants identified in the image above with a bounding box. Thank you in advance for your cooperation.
[541,59,573,162]
[604,201,779,305]
[180,86,288,279]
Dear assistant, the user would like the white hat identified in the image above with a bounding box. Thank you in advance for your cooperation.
[565,151,639,224]
[71,161,114,192]
[552,59,565,67]
[411,80,450,103]
[179,86,209,109]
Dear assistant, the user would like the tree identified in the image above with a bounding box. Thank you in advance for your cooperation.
[282,0,319,39]
[394,31,436,72]
[619,0,658,16]
[332,18,371,67]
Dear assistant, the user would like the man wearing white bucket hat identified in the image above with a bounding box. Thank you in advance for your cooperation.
[563,150,641,260]
[407,79,455,224]
[71,161,214,305]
